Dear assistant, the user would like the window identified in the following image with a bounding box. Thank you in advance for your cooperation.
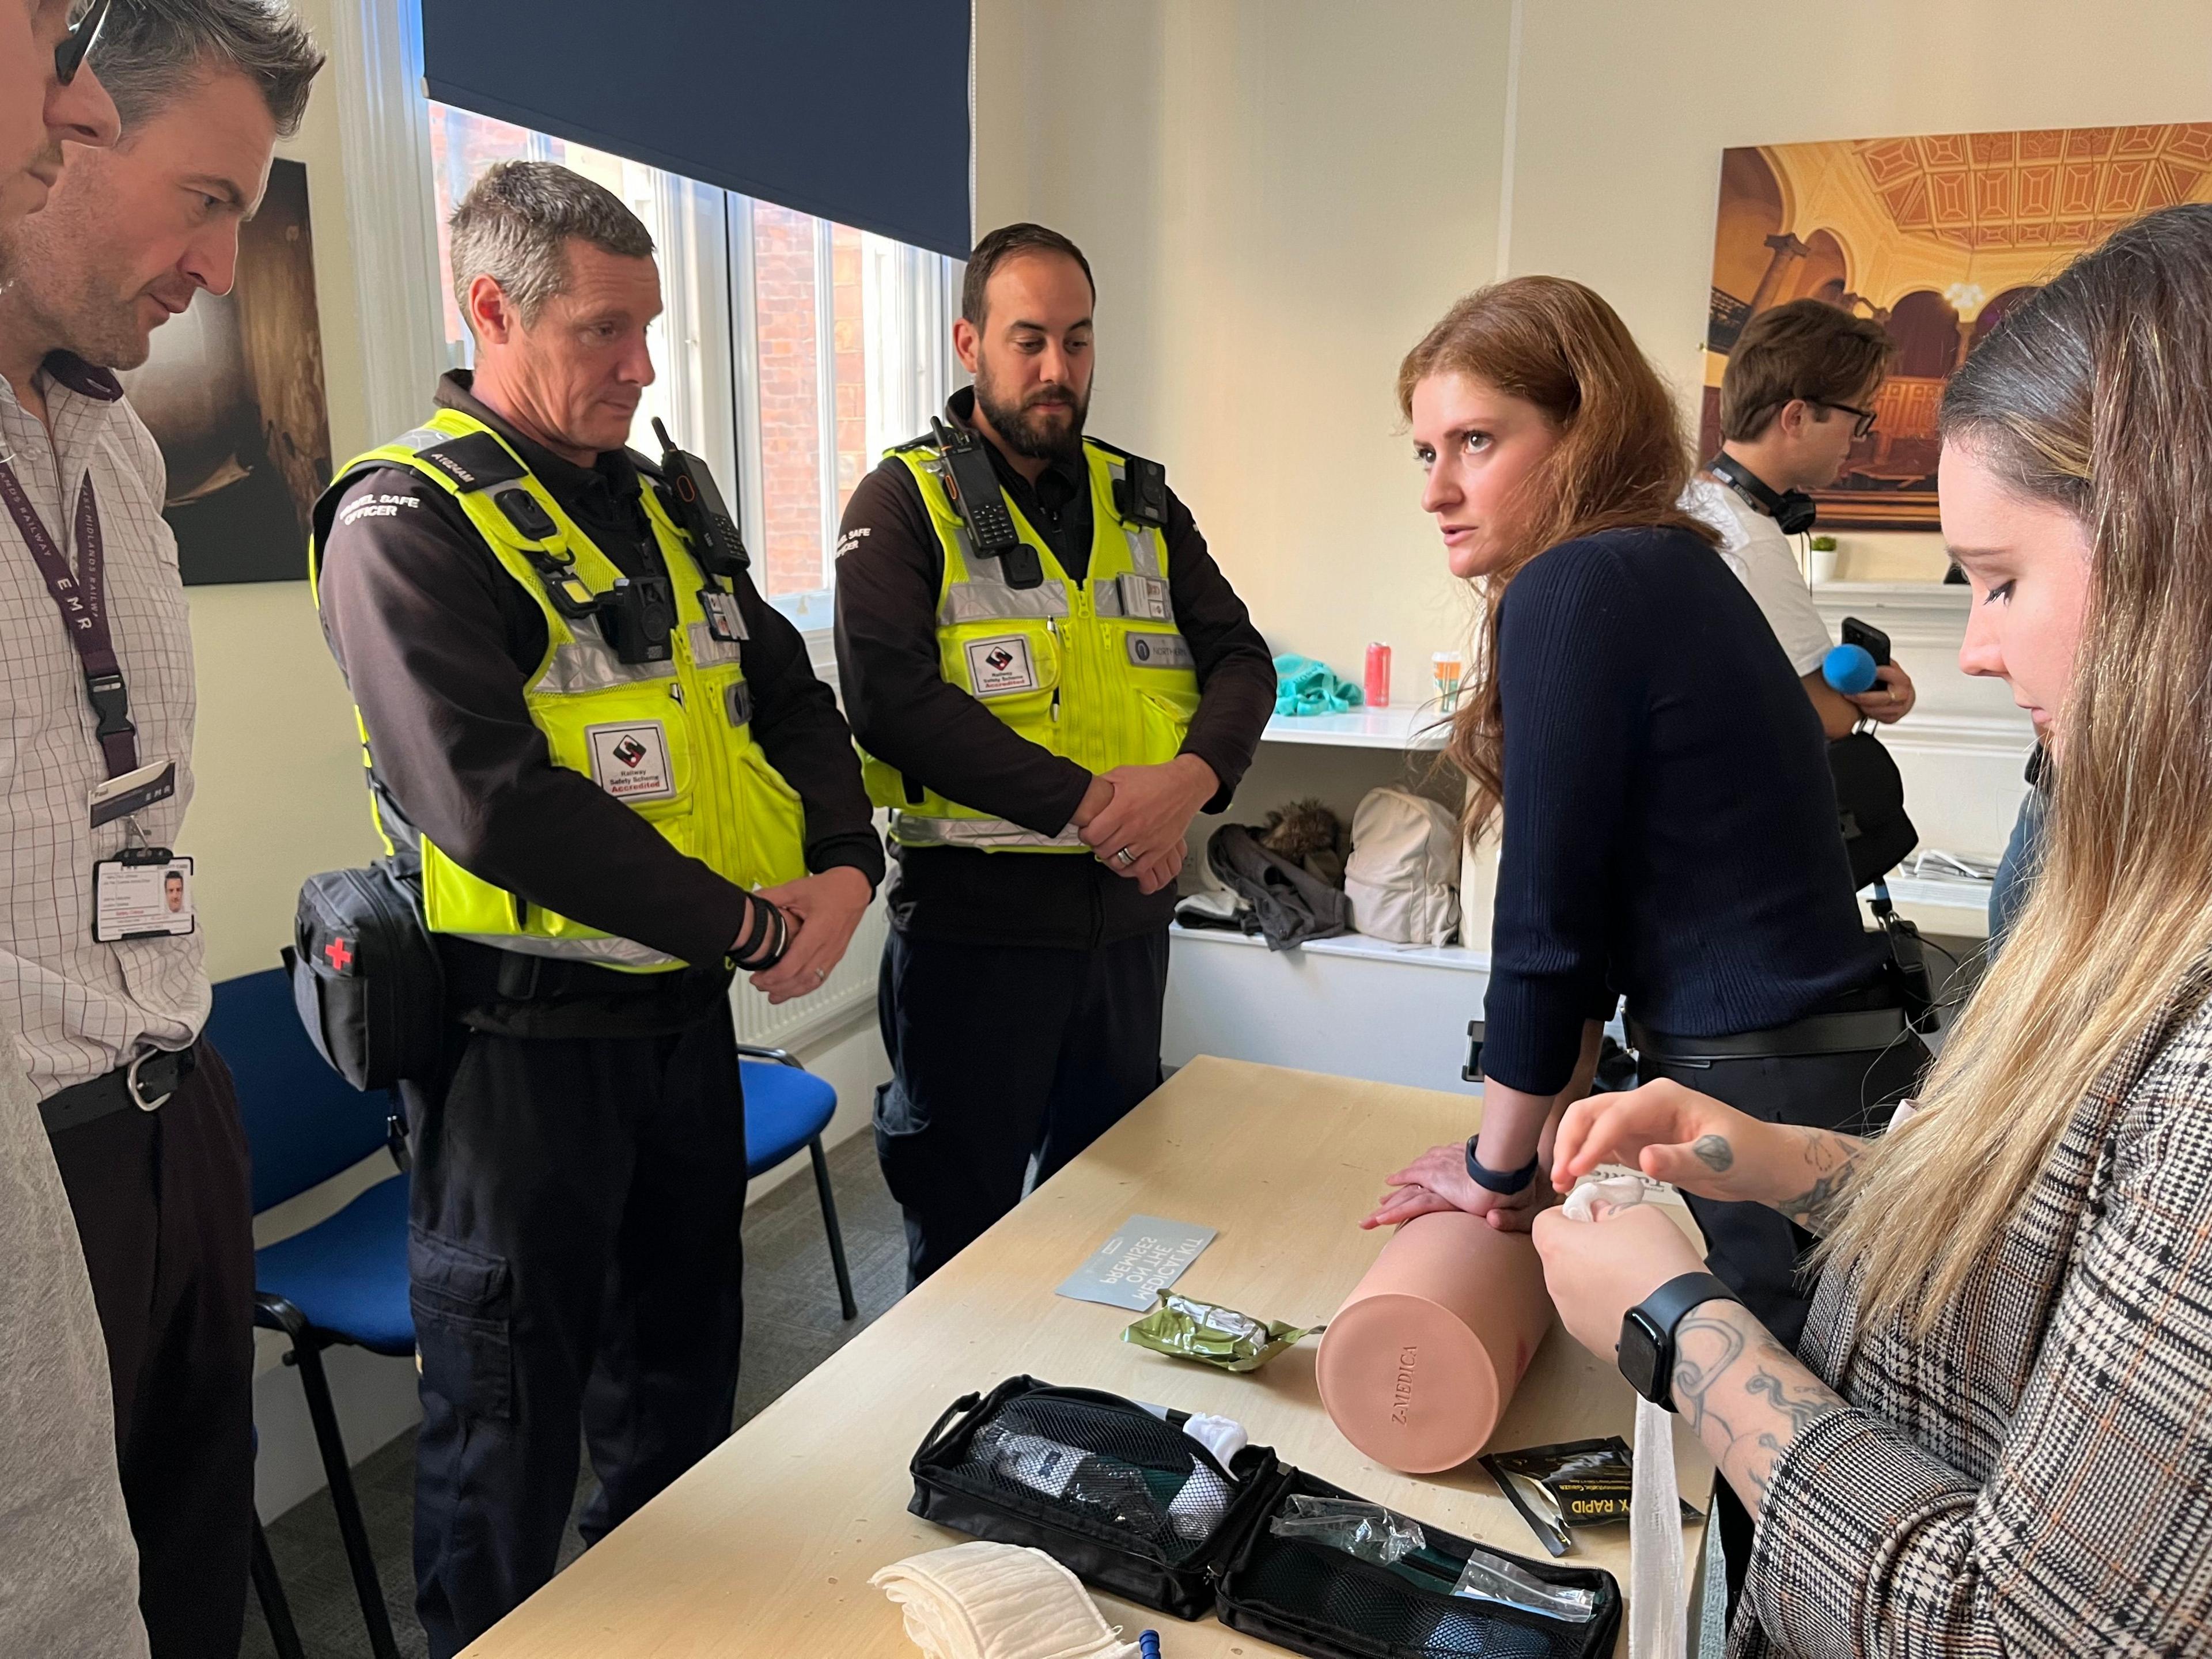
[427,103,964,627]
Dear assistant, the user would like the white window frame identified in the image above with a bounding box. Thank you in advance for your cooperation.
[335,0,964,640]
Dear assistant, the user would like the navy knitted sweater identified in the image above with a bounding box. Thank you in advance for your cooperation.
[1480,526,1885,1095]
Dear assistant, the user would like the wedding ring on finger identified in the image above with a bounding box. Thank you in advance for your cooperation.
[1114,846,1137,868]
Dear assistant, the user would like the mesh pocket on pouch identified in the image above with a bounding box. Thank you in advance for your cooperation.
[952,1393,1237,1565]
[1239,1529,1587,1659]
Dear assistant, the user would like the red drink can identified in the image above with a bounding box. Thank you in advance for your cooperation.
[1363,641,1392,708]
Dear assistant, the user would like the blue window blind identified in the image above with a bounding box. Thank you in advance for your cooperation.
[420,0,972,259]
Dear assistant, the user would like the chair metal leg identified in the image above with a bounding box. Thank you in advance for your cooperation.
[249,1512,306,1659]
[808,1136,858,1321]
[290,1336,402,1659]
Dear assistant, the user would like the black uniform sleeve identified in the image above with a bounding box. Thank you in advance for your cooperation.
[316,468,753,965]
[1160,488,1273,812]
[729,573,885,889]
[832,459,1093,835]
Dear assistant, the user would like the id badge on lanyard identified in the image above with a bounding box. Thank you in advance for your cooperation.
[0,458,185,912]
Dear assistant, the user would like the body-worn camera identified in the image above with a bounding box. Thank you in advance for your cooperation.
[599,576,677,665]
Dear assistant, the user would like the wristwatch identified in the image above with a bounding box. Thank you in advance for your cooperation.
[1463,1135,1539,1195]
[1618,1271,1740,1410]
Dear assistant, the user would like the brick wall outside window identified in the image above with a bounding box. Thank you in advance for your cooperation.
[430,104,907,608]
[751,204,824,597]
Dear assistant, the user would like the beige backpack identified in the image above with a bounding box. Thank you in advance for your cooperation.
[1344,787,1462,946]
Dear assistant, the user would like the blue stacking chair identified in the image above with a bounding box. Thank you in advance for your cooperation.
[208,968,406,1659]
[737,1046,857,1321]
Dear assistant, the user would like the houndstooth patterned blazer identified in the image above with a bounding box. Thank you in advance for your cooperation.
[1733,975,2212,1657]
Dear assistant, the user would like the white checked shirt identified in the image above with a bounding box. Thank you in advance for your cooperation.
[0,355,204,1096]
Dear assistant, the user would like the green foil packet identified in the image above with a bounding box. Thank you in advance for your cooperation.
[1121,1290,1319,1373]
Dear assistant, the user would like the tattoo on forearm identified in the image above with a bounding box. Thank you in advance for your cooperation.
[1774,1127,1865,1236]
[1669,1308,1745,1443]
[1746,1366,1842,1433]
[1692,1134,1734,1172]
[1670,1304,1847,1521]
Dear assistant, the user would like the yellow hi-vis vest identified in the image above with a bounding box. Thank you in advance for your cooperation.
[859,436,1202,850]
[309,407,808,971]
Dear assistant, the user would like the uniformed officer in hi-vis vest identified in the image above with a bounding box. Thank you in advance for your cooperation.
[835,222,1274,1287]
[310,162,882,1657]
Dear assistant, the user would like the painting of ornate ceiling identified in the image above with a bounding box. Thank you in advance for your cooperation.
[1855,124,2212,252]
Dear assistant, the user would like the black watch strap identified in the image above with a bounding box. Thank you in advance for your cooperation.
[1624,1271,1739,1409]
[1464,1135,1539,1194]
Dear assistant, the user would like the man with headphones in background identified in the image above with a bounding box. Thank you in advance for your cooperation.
[1683,298,1918,738]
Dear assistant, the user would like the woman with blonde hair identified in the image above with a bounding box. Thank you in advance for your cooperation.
[1537,202,2212,1652]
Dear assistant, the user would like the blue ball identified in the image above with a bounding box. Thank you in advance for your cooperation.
[1822,643,1878,695]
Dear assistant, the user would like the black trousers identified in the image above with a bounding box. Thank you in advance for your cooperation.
[1639,1029,1929,1610]
[876,926,1169,1285]
[399,1005,748,1658]
[49,1042,256,1659]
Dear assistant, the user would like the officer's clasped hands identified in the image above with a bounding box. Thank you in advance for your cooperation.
[745,867,875,1005]
[1075,753,1218,896]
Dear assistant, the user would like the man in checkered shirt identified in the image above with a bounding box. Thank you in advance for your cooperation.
[0,4,322,1655]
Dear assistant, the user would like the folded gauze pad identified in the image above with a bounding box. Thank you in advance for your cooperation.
[870,1540,1143,1659]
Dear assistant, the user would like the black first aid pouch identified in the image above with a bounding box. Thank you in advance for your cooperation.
[286,859,447,1090]
[910,1376,1621,1659]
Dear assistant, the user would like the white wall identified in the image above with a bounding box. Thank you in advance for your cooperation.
[1502,0,2212,582]
[976,0,1511,708]
[972,0,2212,860]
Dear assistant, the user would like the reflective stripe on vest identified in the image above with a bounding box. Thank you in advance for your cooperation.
[859,437,1201,851]
[309,408,808,968]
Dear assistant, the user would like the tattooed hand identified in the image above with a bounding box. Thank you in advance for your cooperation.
[1552,1081,1868,1228]
[1551,1080,1772,1202]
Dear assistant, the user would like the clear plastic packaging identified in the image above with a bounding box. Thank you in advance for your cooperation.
[1267,1494,1426,1566]
[973,1425,1163,1539]
[1452,1547,1600,1622]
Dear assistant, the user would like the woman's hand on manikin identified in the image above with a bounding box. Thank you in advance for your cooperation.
[1362,1141,1555,1233]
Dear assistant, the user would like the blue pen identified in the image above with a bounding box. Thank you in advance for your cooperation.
[1138,1630,1162,1659]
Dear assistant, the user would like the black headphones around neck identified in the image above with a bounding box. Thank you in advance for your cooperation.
[1707,450,1817,537]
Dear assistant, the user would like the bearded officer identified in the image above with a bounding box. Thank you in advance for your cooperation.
[311,161,882,1656]
[834,222,1272,1286]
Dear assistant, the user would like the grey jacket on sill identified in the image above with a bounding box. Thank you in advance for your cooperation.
[1733,974,2212,1657]
[0,1006,147,1657]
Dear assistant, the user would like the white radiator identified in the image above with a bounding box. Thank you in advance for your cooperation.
[730,896,888,1053]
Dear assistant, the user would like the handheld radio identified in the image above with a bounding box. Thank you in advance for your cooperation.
[932,417,1043,588]
[652,417,749,581]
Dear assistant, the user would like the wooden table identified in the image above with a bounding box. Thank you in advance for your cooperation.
[465,1057,1712,1657]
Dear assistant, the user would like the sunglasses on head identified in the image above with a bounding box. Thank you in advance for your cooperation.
[55,0,111,87]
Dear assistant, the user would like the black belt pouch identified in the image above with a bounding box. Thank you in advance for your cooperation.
[286,859,448,1089]
[908,1375,1621,1658]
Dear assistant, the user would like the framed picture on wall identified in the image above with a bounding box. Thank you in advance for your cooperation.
[1702,124,2212,529]
[119,157,332,584]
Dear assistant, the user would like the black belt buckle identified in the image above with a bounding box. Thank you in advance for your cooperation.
[86,670,135,741]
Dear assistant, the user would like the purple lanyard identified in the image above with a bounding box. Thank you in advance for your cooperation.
[0,457,138,778]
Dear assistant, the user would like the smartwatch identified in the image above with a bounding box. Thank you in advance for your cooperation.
[1463,1135,1539,1195]
[1618,1271,1740,1410]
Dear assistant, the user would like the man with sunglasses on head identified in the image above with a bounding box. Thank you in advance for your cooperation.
[0,3,323,1654]
[0,10,141,1658]
[1683,297,1918,736]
